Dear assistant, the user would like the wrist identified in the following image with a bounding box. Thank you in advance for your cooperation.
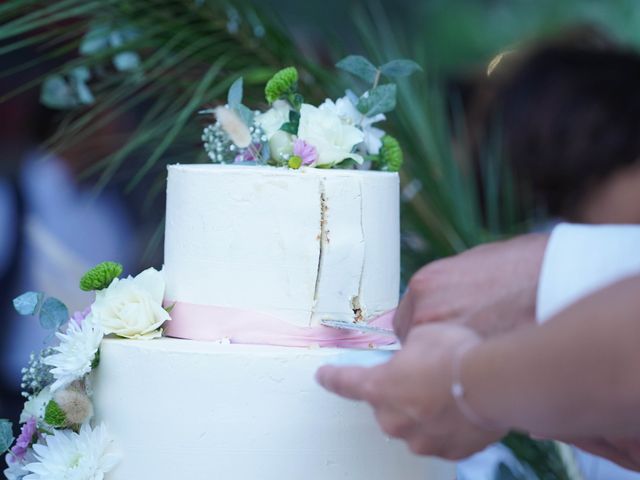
[453,338,509,433]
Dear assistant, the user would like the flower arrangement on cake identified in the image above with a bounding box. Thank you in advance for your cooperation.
[1,262,168,479]
[200,55,421,170]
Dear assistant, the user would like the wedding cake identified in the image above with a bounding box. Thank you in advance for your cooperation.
[90,164,455,479]
[2,61,456,480]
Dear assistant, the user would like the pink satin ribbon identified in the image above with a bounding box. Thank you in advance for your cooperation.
[163,301,397,348]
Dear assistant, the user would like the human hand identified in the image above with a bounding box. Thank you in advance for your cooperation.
[394,233,549,342]
[316,323,506,459]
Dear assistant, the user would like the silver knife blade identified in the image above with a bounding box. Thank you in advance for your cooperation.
[321,319,397,337]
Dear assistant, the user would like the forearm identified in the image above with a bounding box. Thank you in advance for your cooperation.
[463,274,640,437]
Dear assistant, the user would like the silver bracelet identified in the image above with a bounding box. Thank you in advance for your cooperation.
[451,341,503,432]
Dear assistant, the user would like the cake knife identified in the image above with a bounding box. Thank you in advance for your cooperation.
[320,319,397,337]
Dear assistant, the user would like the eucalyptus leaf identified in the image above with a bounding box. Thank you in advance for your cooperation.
[74,81,95,105]
[79,23,110,55]
[13,291,44,316]
[336,55,378,84]
[113,51,140,72]
[227,77,243,108]
[39,297,69,331]
[40,75,76,109]
[0,419,13,455]
[70,66,90,83]
[356,84,397,117]
[233,103,253,127]
[380,59,423,78]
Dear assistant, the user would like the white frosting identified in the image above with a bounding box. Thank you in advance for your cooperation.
[93,338,455,479]
[164,164,400,327]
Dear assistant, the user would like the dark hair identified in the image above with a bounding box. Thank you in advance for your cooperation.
[477,40,640,218]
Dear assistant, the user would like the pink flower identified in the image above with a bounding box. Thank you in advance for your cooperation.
[234,142,264,163]
[71,306,92,326]
[293,139,318,166]
[11,416,37,461]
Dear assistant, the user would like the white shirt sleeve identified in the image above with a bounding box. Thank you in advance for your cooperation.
[536,223,640,323]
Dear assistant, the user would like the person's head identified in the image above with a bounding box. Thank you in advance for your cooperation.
[478,33,640,223]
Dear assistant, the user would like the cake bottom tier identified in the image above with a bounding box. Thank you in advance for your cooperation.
[92,338,455,480]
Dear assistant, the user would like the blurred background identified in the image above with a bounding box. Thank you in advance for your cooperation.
[2,0,640,478]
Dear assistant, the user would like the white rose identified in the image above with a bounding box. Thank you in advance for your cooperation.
[297,102,364,167]
[256,100,291,139]
[89,267,170,339]
[268,130,294,162]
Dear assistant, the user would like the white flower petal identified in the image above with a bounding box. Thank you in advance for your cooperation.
[132,267,165,303]
[24,424,120,480]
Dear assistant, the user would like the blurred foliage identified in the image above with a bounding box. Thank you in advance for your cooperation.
[419,0,640,72]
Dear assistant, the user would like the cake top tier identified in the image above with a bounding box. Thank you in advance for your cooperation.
[163,162,400,337]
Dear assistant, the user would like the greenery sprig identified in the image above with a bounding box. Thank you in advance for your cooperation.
[79,261,123,292]
[336,55,422,118]
[13,292,69,332]
[264,66,303,109]
[0,419,14,455]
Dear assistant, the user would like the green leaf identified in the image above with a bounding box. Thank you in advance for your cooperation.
[336,55,378,84]
[379,59,422,78]
[356,84,397,117]
[39,297,69,330]
[79,261,123,291]
[13,291,45,316]
[44,400,67,428]
[227,76,243,108]
[288,109,300,123]
[494,463,525,480]
[279,122,298,135]
[91,349,101,369]
[0,419,13,454]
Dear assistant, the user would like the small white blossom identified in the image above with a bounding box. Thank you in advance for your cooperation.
[24,423,120,480]
[43,318,103,393]
[89,267,170,340]
[255,100,291,139]
[20,387,52,424]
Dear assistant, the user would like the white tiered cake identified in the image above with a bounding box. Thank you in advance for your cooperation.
[92,164,455,479]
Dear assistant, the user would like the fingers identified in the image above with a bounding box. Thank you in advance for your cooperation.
[393,287,414,342]
[315,365,377,402]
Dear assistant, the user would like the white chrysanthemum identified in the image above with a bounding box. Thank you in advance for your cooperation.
[20,386,52,424]
[24,424,120,480]
[297,103,364,167]
[320,91,386,155]
[43,318,103,392]
[4,452,31,480]
[89,267,170,340]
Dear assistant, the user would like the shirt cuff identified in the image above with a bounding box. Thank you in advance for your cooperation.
[536,223,640,323]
